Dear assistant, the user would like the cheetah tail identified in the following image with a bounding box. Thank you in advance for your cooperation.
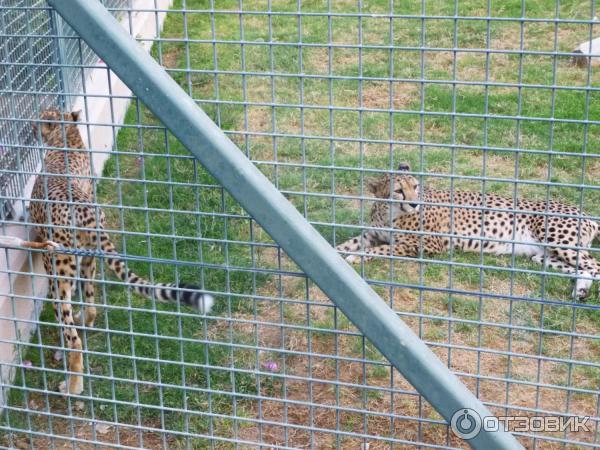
[99,231,214,313]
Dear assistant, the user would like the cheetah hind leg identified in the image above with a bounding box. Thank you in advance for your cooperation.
[53,277,85,395]
[73,256,97,327]
[531,254,593,300]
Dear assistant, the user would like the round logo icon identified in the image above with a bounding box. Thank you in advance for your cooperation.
[450,408,482,440]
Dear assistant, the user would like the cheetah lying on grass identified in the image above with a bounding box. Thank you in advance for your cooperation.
[30,109,214,395]
[336,163,599,300]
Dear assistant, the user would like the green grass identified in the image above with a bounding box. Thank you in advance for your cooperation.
[6,0,600,446]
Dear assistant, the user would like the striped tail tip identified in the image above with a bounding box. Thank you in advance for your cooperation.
[177,284,215,314]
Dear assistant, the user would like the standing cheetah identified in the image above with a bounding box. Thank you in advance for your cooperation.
[336,163,599,300]
[30,109,214,395]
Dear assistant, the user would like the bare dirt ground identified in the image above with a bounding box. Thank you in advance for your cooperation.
[216,249,599,449]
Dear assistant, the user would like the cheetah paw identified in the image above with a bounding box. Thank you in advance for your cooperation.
[531,255,544,265]
[59,377,84,395]
[573,287,591,301]
[345,254,361,264]
[573,278,593,301]
[345,254,372,264]
[43,240,60,252]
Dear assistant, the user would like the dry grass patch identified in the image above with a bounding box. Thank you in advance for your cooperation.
[3,408,173,450]
[225,257,600,448]
[247,106,272,134]
[160,46,183,69]
[585,158,600,183]
[361,81,418,110]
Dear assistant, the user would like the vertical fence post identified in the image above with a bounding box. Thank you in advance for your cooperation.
[46,1,524,448]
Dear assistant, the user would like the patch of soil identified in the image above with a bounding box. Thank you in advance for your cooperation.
[361,81,417,110]
[229,263,599,449]
[3,417,175,450]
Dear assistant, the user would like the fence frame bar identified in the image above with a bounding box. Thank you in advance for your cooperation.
[46,1,523,448]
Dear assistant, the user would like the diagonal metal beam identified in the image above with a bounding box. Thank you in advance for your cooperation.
[46,1,522,448]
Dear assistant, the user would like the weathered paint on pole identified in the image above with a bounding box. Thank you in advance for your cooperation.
[47,1,523,448]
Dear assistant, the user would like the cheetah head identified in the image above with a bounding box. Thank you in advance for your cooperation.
[32,109,82,143]
[367,163,420,216]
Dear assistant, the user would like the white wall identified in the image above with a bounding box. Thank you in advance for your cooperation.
[0,0,172,406]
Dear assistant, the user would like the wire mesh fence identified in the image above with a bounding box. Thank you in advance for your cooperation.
[53,0,131,108]
[0,0,130,221]
[0,0,58,221]
[1,0,600,448]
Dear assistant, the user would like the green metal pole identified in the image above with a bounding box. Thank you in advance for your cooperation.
[47,1,523,448]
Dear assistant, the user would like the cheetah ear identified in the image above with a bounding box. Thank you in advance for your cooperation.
[366,178,380,194]
[71,110,83,122]
[397,163,410,172]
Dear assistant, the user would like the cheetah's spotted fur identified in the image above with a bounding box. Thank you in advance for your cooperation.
[30,109,214,395]
[336,163,599,301]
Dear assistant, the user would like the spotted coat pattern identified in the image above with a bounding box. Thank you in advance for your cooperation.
[337,164,599,301]
[29,109,214,395]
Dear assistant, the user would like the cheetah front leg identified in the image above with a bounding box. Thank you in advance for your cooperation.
[57,282,84,395]
[345,235,443,263]
[48,254,85,395]
[532,253,594,300]
[336,230,381,263]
